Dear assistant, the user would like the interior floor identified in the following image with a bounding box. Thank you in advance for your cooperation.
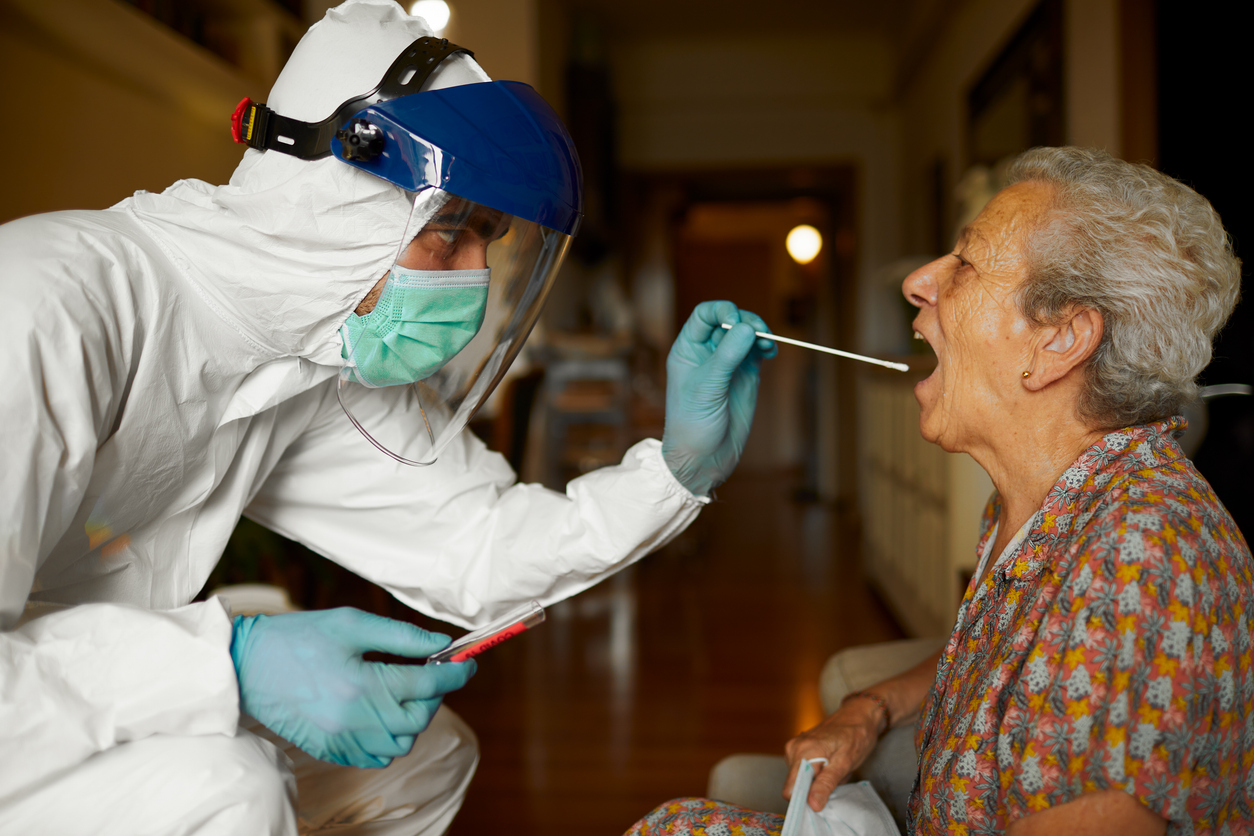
[438,469,905,835]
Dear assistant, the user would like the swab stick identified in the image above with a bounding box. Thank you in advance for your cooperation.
[720,323,910,372]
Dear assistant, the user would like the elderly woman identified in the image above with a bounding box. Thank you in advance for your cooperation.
[625,147,1251,835]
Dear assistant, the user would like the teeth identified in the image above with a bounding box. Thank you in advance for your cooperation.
[913,331,925,340]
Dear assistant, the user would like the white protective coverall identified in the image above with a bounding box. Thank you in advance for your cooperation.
[0,1,706,833]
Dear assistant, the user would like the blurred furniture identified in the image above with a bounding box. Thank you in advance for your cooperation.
[542,358,630,487]
[857,362,992,638]
[816,638,946,713]
[537,334,632,489]
[209,583,298,616]
[707,636,944,825]
[707,755,790,816]
[475,368,545,476]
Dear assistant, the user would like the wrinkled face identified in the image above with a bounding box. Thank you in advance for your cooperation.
[902,181,1052,452]
[396,198,509,272]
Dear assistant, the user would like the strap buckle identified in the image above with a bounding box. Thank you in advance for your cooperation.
[230,98,273,149]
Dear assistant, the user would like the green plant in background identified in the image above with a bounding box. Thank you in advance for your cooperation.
[197,516,337,607]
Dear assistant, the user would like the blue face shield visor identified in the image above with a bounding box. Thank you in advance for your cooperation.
[327,80,583,466]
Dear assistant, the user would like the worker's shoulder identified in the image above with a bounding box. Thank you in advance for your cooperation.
[0,208,162,321]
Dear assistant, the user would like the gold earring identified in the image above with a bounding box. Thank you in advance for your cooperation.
[1022,371,1032,378]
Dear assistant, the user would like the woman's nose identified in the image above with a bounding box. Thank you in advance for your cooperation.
[902,258,943,308]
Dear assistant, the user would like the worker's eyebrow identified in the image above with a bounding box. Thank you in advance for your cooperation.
[429,210,470,226]
[430,208,506,239]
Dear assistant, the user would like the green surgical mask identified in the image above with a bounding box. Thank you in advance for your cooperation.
[340,266,490,387]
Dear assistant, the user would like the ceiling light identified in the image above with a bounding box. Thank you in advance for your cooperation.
[410,0,451,36]
[786,224,822,265]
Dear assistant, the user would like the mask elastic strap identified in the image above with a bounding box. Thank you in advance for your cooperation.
[231,36,473,160]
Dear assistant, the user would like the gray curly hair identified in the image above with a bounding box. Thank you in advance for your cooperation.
[1004,147,1242,428]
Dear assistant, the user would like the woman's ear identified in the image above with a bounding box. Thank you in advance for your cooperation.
[1024,307,1103,391]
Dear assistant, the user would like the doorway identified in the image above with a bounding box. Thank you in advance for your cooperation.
[623,165,859,500]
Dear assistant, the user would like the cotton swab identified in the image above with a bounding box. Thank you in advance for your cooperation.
[720,323,910,372]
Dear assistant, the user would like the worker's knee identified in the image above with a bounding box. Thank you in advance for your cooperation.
[0,728,296,836]
[185,729,298,833]
[429,703,479,780]
[441,701,479,762]
[291,706,478,835]
[120,729,297,835]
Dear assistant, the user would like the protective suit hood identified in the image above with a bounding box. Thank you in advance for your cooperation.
[123,0,489,368]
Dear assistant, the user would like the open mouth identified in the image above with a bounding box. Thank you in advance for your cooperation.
[913,329,937,359]
[912,327,940,389]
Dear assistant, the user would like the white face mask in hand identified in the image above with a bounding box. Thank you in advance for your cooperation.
[781,759,901,836]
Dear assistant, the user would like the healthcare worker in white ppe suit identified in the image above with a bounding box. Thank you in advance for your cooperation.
[0,1,777,834]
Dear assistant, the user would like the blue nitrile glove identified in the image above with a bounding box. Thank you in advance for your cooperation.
[662,301,776,497]
[230,607,475,769]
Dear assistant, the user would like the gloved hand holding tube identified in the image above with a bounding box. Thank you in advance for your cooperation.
[230,608,476,769]
[663,301,777,497]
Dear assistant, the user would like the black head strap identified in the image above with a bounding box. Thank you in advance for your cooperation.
[231,36,474,160]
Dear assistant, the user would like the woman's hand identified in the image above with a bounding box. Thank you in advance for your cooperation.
[784,648,942,812]
[783,695,887,811]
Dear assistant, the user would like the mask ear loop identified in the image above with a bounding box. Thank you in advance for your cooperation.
[336,376,439,467]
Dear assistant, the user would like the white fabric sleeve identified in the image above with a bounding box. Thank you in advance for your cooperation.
[246,383,707,628]
[0,599,240,804]
[0,229,117,629]
[1,223,240,803]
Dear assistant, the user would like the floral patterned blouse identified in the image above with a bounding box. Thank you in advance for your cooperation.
[910,417,1254,835]
[623,798,783,836]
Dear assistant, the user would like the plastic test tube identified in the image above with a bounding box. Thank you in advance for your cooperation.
[426,600,546,664]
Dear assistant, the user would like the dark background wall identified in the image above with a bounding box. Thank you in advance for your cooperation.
[1157,0,1253,538]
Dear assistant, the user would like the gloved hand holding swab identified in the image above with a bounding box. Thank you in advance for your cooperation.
[719,323,909,372]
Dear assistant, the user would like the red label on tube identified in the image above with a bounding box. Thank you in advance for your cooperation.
[448,621,528,662]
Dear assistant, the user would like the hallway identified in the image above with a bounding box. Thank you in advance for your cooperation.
[441,470,904,835]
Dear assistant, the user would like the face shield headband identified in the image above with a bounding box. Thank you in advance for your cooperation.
[230,36,473,160]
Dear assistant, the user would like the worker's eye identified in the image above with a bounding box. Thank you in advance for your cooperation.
[428,228,461,245]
